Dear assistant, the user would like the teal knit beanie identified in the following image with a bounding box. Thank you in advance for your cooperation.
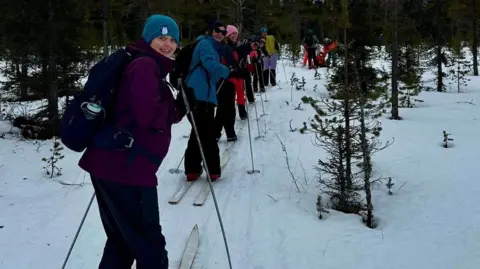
[142,15,180,44]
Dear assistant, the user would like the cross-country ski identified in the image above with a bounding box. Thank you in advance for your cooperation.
[168,180,195,204]
[7,7,479,269]
[194,138,238,206]
[131,225,199,269]
[179,224,200,269]
[193,180,216,206]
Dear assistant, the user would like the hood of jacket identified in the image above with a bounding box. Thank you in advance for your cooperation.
[126,38,175,78]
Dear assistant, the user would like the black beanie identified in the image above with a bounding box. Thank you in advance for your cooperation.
[208,20,226,30]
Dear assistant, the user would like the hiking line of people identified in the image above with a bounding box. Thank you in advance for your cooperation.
[302,28,338,69]
[59,13,280,269]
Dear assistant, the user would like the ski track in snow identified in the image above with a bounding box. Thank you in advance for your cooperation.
[2,54,480,269]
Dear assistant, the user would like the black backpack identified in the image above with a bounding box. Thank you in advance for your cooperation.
[170,40,211,95]
[304,35,315,47]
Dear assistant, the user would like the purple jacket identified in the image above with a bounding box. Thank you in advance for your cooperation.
[79,39,181,187]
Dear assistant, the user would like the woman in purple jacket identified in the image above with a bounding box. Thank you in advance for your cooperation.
[78,15,185,269]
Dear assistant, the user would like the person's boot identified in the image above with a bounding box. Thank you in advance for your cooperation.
[210,174,221,182]
[186,172,201,181]
[263,70,270,87]
[238,104,248,120]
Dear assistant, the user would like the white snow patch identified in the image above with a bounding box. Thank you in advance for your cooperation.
[1,55,480,269]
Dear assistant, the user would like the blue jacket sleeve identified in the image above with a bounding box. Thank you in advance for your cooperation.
[197,41,230,79]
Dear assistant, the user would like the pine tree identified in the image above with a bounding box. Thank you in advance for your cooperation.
[301,0,390,227]
[398,46,424,107]
[42,136,65,178]
[449,40,471,93]
[447,0,472,93]
[301,0,363,217]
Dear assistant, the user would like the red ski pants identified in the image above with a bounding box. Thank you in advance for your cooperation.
[229,77,245,105]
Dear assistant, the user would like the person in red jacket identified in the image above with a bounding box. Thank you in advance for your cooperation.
[303,45,309,67]
[215,25,241,141]
[224,25,248,120]
[323,37,338,67]
[236,36,261,105]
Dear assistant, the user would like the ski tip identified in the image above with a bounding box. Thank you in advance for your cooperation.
[191,224,199,241]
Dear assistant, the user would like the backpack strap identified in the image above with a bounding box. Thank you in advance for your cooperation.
[94,51,166,167]
[185,51,212,99]
[185,64,212,101]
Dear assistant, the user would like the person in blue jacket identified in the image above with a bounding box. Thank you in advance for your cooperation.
[184,20,230,182]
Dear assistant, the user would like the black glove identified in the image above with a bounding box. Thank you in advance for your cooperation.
[239,59,245,68]
[175,84,196,118]
[229,66,240,73]
[240,67,249,79]
[229,66,243,79]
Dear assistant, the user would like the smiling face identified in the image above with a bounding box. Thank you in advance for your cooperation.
[150,36,177,58]
[212,26,227,42]
[228,32,238,43]
[260,38,266,47]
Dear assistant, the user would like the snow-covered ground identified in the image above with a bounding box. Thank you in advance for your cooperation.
[1,55,480,269]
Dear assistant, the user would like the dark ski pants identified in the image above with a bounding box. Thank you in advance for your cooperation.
[214,81,236,139]
[91,177,168,269]
[244,73,255,103]
[184,102,221,175]
[307,48,317,68]
[253,61,265,92]
[263,69,276,86]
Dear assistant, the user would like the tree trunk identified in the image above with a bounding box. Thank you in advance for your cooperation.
[235,0,244,34]
[188,20,193,41]
[359,92,374,228]
[436,0,444,92]
[47,0,59,135]
[139,0,149,24]
[103,0,109,57]
[17,55,29,100]
[391,0,400,119]
[342,20,353,189]
[473,0,478,75]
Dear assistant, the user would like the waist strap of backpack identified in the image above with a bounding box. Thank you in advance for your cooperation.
[112,130,163,166]
[94,126,163,166]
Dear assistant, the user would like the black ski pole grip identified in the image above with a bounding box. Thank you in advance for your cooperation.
[177,78,190,112]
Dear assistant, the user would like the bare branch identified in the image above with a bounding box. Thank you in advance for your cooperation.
[275,132,303,192]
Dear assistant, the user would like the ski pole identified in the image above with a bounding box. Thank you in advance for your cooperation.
[169,80,225,175]
[61,192,96,269]
[280,49,288,83]
[279,52,292,102]
[254,61,267,116]
[243,78,261,175]
[216,79,226,94]
[178,78,233,269]
[169,153,185,174]
[269,68,281,89]
[247,56,263,139]
[262,57,269,102]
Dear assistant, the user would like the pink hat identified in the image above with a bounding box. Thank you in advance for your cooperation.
[226,25,238,37]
